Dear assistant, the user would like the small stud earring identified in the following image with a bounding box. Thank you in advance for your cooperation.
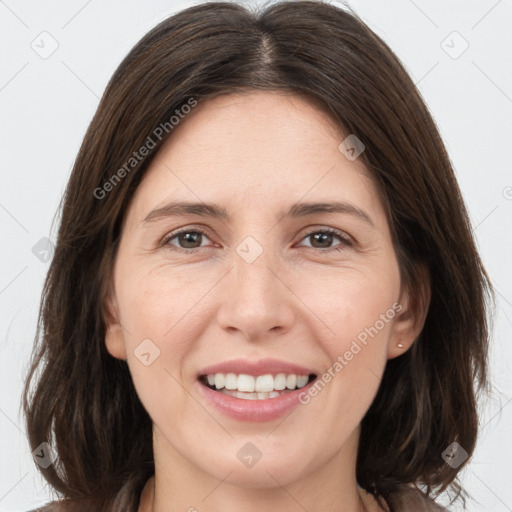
[397,343,404,348]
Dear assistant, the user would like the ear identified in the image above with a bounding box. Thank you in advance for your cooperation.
[104,292,127,360]
[387,264,431,359]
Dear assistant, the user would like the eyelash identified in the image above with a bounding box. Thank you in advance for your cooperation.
[160,227,354,254]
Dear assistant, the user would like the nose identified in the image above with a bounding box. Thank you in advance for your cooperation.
[216,243,296,341]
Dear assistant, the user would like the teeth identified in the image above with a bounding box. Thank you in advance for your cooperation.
[286,374,297,389]
[214,373,225,389]
[297,375,308,387]
[204,372,312,392]
[225,373,238,390]
[238,374,255,392]
[256,374,274,392]
[219,389,283,400]
[274,373,287,390]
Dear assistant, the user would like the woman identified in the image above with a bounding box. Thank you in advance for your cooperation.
[23,1,494,511]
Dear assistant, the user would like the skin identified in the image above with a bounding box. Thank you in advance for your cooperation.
[104,90,429,512]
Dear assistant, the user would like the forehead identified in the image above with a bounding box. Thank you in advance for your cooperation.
[126,91,387,230]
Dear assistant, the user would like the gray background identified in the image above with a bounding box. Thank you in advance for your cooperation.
[1,0,511,510]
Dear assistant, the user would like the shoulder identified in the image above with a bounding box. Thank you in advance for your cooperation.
[389,484,448,511]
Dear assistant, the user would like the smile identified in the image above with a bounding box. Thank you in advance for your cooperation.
[199,372,316,400]
[196,371,319,422]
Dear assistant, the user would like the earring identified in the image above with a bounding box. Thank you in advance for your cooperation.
[397,343,404,348]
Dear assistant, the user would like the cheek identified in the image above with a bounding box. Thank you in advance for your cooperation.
[118,263,220,403]
[294,268,399,416]
[297,263,400,349]
[119,261,210,338]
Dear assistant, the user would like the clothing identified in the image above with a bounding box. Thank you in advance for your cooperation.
[388,484,448,511]
[28,485,448,512]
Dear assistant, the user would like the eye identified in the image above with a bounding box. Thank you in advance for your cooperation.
[296,228,353,252]
[162,228,213,252]
[161,227,354,253]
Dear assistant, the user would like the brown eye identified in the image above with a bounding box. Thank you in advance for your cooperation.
[163,229,211,251]
[161,227,353,254]
[297,229,353,252]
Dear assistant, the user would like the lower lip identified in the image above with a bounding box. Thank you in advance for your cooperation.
[196,378,316,422]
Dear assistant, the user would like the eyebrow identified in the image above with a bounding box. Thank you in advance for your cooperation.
[142,200,375,228]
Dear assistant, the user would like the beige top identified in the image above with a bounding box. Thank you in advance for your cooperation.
[28,484,448,511]
[387,484,448,511]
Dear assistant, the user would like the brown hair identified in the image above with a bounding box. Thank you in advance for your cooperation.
[22,1,495,511]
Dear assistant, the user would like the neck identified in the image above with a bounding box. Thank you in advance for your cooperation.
[139,477,372,512]
[138,425,380,512]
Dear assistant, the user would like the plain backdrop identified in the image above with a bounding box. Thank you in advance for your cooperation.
[1,0,511,511]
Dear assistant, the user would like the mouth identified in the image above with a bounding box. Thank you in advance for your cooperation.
[198,372,318,400]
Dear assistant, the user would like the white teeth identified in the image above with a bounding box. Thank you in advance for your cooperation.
[219,389,283,400]
[204,372,312,393]
[274,373,287,390]
[237,391,258,400]
[286,374,297,389]
[238,374,255,392]
[255,374,274,392]
[225,373,238,390]
[214,373,225,389]
[297,375,308,388]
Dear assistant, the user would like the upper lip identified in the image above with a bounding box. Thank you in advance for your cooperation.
[197,358,317,378]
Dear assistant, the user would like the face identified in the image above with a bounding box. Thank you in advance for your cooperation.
[105,90,423,490]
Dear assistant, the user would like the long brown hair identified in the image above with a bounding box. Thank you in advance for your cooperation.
[22,1,495,510]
